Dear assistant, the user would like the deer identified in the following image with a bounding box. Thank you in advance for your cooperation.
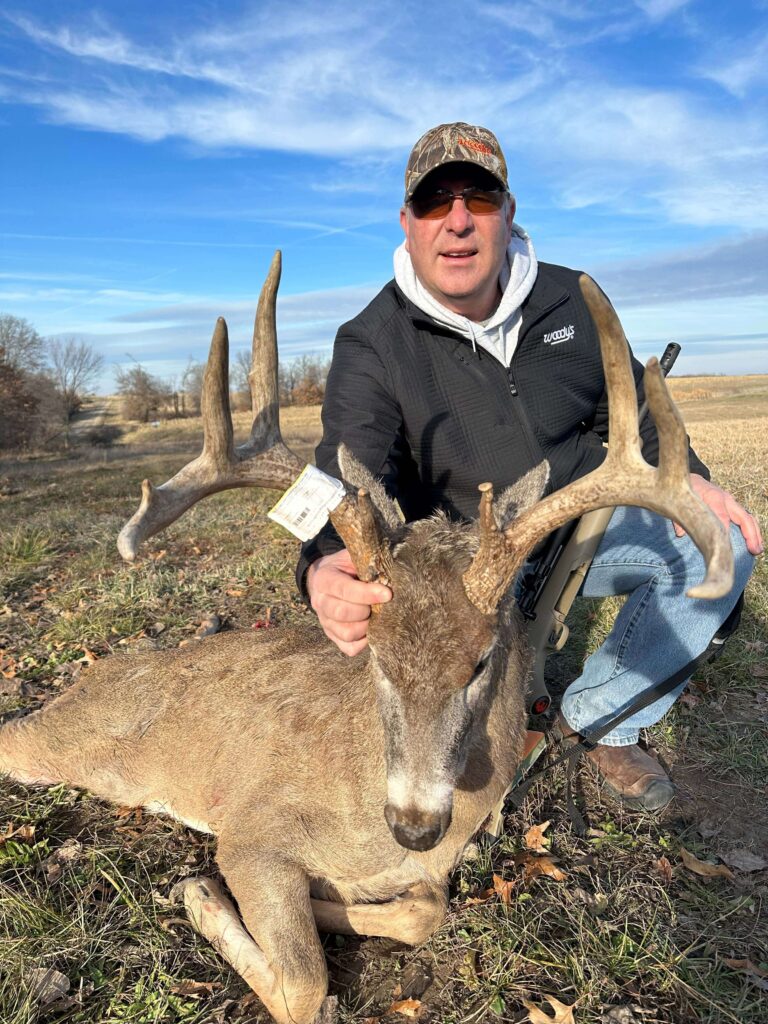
[0,252,733,1024]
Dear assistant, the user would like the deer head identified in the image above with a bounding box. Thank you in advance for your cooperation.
[118,253,734,853]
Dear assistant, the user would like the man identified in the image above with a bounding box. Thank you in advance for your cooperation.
[298,122,760,811]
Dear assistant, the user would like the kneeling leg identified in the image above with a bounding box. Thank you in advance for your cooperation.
[209,838,329,1024]
[310,882,447,945]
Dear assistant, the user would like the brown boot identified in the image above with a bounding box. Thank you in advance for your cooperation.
[556,715,674,812]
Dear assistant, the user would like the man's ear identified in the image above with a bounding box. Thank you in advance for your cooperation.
[506,194,516,236]
[399,207,410,252]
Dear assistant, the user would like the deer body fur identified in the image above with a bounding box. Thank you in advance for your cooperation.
[1,517,531,1024]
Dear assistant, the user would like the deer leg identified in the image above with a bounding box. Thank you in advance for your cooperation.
[310,882,447,945]
[210,840,330,1024]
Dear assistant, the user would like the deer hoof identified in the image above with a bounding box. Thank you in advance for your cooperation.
[170,875,217,906]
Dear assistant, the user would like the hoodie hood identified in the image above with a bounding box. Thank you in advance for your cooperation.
[394,223,538,366]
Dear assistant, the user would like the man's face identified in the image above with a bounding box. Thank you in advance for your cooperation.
[400,163,515,321]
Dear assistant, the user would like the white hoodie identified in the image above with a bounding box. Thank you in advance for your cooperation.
[393,223,538,367]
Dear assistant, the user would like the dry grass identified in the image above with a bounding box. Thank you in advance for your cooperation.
[668,375,768,423]
[0,381,766,1024]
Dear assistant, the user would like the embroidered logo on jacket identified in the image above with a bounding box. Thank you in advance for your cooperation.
[543,324,575,346]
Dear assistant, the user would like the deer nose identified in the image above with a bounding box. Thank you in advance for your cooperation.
[384,803,452,851]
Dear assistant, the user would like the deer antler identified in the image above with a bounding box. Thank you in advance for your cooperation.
[462,274,734,615]
[117,252,394,585]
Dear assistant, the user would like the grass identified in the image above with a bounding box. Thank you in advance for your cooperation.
[0,381,766,1023]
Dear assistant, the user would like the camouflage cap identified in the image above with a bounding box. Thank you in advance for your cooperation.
[404,122,509,202]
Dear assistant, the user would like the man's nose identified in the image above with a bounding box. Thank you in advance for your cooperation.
[444,194,472,232]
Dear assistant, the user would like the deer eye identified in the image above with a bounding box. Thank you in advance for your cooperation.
[469,651,492,683]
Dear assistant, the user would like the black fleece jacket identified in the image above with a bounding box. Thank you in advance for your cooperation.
[296,262,709,596]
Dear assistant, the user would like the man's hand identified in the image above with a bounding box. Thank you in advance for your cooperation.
[677,474,763,556]
[307,548,392,656]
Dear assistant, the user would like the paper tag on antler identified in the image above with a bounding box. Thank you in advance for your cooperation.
[268,465,346,542]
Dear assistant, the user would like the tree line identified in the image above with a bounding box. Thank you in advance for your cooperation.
[0,313,331,452]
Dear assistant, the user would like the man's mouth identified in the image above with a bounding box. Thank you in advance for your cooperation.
[441,250,477,260]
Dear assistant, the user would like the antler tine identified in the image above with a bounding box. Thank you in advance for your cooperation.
[118,251,305,561]
[201,316,236,464]
[461,273,734,612]
[330,488,394,587]
[463,483,509,614]
[248,249,282,449]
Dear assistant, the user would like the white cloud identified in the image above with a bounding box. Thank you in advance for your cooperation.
[592,233,768,305]
[696,32,768,97]
[526,84,768,229]
[632,0,690,20]
[3,3,766,233]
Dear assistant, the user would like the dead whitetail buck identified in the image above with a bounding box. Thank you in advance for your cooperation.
[1,253,733,1024]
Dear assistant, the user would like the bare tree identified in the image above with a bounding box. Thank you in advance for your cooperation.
[232,349,251,393]
[0,361,38,449]
[0,314,46,374]
[279,353,331,405]
[115,363,171,423]
[48,337,104,421]
[0,362,65,451]
[181,358,205,416]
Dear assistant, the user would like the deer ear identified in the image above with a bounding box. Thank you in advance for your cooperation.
[493,462,550,530]
[337,444,402,531]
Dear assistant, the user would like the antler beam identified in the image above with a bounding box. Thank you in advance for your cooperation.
[462,275,734,614]
[118,252,303,561]
[117,251,395,590]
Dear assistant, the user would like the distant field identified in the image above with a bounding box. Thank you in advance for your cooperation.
[667,374,768,422]
[0,377,766,1024]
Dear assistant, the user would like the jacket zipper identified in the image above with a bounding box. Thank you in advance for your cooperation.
[503,293,570,474]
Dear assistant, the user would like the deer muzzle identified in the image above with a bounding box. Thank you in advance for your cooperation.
[383,769,454,850]
[384,801,453,852]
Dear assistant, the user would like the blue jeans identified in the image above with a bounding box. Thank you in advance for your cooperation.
[559,506,755,747]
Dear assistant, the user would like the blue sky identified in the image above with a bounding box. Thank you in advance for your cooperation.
[1,0,766,392]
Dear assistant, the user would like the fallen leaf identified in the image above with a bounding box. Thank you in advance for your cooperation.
[654,856,673,883]
[39,838,82,883]
[719,848,767,872]
[0,822,36,845]
[679,847,734,880]
[226,588,245,597]
[389,997,422,1017]
[492,873,516,904]
[572,887,608,914]
[489,993,506,1014]
[524,820,551,853]
[509,851,567,882]
[679,692,701,708]
[722,957,768,978]
[26,967,70,1007]
[169,979,221,997]
[80,648,98,664]
[465,887,496,906]
[521,994,576,1024]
